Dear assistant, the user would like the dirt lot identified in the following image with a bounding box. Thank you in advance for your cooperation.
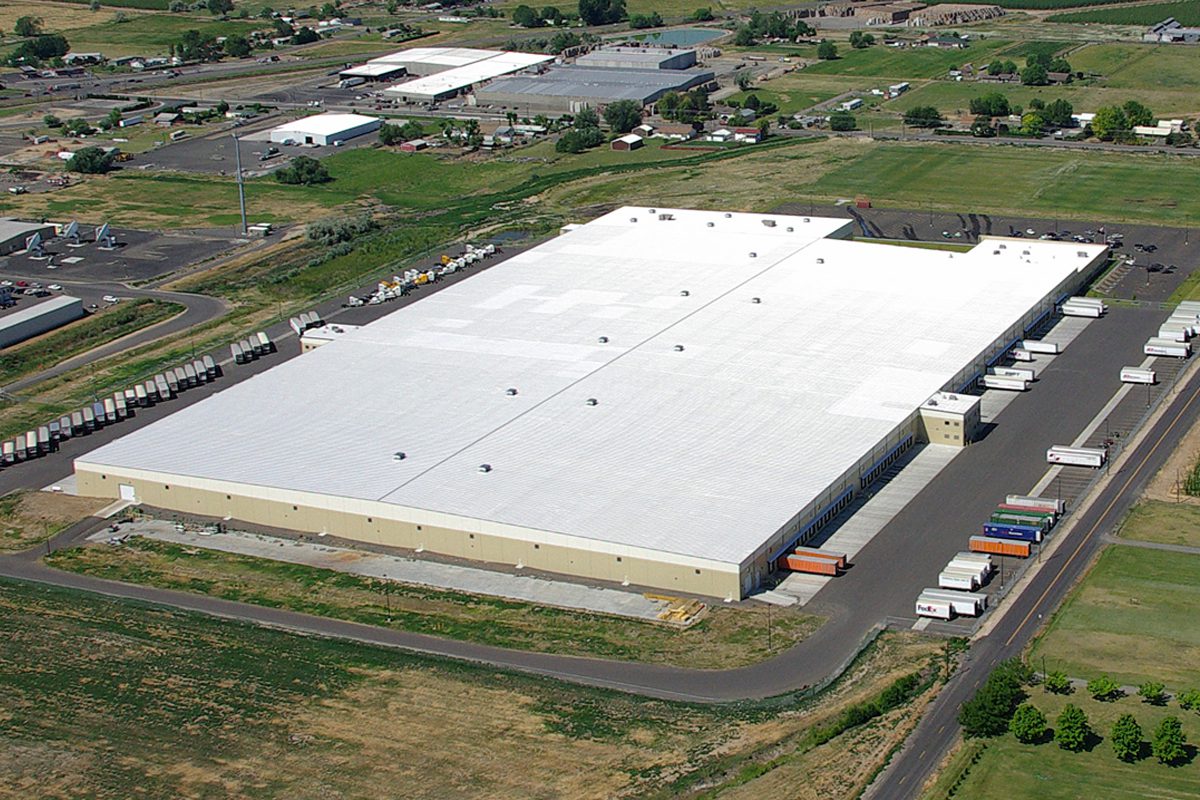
[0,490,105,552]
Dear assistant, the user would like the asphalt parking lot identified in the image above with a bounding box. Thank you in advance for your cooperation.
[0,226,239,283]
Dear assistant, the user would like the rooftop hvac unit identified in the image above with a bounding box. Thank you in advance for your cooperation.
[478,464,492,473]
[1078,251,1089,258]
[393,451,406,461]
[647,208,656,214]
[762,219,776,227]
[816,258,824,264]
[706,222,714,227]
[586,398,598,406]
[998,243,1006,249]
[658,213,674,221]
[786,227,794,232]
[598,336,609,343]
[749,252,757,258]
[803,218,810,223]
[673,344,685,352]
[505,388,518,396]
[751,297,761,304]
[629,217,638,223]
[680,290,689,297]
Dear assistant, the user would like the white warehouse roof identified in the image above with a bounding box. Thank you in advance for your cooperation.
[78,208,1105,568]
[270,112,381,139]
[369,46,501,70]
[383,51,554,100]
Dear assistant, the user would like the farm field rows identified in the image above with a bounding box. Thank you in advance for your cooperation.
[885,80,1200,117]
[1050,0,1200,25]
[1070,42,1200,89]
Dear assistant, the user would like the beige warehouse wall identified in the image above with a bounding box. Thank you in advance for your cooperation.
[76,467,744,600]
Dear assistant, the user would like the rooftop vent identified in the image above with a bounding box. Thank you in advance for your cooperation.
[706,221,715,228]
[762,219,776,228]
[998,243,1007,249]
[505,388,518,396]
[1077,251,1088,258]
[928,399,938,407]
[393,451,406,461]
[724,213,732,218]
[1022,250,1031,256]
[816,258,824,264]
[993,250,1001,255]
[630,217,638,223]
[648,208,656,214]
[586,398,598,406]
[478,464,492,473]
[598,335,609,344]
[680,290,690,297]
[803,217,810,223]
[751,297,762,304]
[786,226,794,232]
[673,344,685,352]
[749,252,757,258]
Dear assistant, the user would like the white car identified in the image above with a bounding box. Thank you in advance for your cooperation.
[0,280,11,287]
[102,294,119,303]
[47,284,61,290]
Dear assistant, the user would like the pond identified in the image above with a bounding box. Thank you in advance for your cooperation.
[621,27,728,47]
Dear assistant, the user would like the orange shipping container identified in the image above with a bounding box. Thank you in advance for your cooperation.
[969,535,1031,558]
[784,555,840,576]
[792,546,848,569]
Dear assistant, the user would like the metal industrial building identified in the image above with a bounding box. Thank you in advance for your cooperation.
[0,218,56,256]
[75,208,1108,600]
[0,295,84,348]
[269,113,381,145]
[382,51,554,103]
[575,46,698,70]
[474,65,715,113]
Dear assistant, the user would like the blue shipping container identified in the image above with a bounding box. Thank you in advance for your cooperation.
[983,522,1043,543]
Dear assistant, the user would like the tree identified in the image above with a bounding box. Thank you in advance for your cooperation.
[574,107,600,129]
[1111,714,1143,762]
[378,122,405,145]
[1010,703,1048,744]
[1049,56,1072,74]
[1139,681,1167,706]
[692,7,715,21]
[13,15,42,37]
[319,2,338,19]
[629,12,663,28]
[1020,112,1045,136]
[1021,62,1048,86]
[904,105,944,128]
[1043,98,1074,127]
[43,114,62,128]
[1123,100,1153,128]
[224,34,252,58]
[541,7,563,24]
[817,41,838,60]
[1152,716,1187,765]
[959,659,1029,739]
[733,25,756,46]
[1088,675,1123,702]
[275,155,331,185]
[1091,105,1128,141]
[1178,689,1200,711]
[98,109,122,131]
[603,99,642,133]
[970,115,995,137]
[1044,671,1072,694]
[849,31,874,49]
[8,34,70,67]
[555,126,603,153]
[292,26,321,44]
[207,0,234,15]
[969,91,1009,117]
[578,0,624,25]
[511,5,543,27]
[69,146,115,174]
[90,0,101,10]
[64,117,93,136]
[1055,704,1090,751]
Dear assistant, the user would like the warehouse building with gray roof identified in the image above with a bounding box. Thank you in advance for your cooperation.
[473,65,715,113]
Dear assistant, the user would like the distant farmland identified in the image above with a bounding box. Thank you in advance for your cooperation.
[931,0,1160,9]
[1049,0,1200,24]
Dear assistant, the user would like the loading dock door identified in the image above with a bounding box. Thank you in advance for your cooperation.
[118,483,136,502]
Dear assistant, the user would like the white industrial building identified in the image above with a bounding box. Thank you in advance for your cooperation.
[75,208,1108,600]
[0,295,84,348]
[268,113,382,146]
[382,51,555,103]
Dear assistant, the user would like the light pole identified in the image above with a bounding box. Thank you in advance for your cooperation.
[232,133,248,235]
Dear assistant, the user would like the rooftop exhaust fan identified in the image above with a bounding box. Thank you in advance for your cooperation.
[505,388,518,396]
[478,464,492,473]
[673,344,685,352]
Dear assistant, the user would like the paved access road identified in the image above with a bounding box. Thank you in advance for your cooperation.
[867,353,1200,799]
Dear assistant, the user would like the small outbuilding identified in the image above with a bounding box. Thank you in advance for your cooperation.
[611,133,644,151]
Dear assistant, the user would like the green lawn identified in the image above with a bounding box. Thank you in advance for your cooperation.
[801,40,1012,79]
[809,144,1200,225]
[927,692,1200,800]
[885,80,1200,118]
[1051,0,1200,25]
[729,74,875,114]
[1116,501,1200,548]
[1031,545,1200,687]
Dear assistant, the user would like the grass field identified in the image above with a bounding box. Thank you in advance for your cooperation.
[1031,545,1200,687]
[802,40,1012,79]
[729,74,877,114]
[55,13,262,57]
[886,80,1200,118]
[1070,42,1200,89]
[0,299,182,387]
[0,577,946,799]
[924,692,1200,800]
[1051,0,1200,25]
[1116,501,1200,548]
[0,491,105,552]
[999,40,1073,59]
[45,535,822,668]
[0,1,131,33]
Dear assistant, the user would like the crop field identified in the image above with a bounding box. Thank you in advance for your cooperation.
[929,0,1156,8]
[46,536,823,668]
[885,80,1200,117]
[1116,501,1200,548]
[925,692,1200,800]
[1070,42,1200,89]
[52,0,170,7]
[1031,545,1200,687]
[998,40,1073,60]
[1051,0,1200,25]
[0,578,946,800]
[801,40,1013,79]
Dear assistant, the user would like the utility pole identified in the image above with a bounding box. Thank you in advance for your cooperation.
[232,133,248,235]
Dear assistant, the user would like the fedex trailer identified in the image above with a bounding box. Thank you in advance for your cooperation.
[1047,445,1106,467]
[1120,367,1156,385]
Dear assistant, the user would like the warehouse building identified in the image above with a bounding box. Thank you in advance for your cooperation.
[0,295,84,348]
[338,62,408,82]
[0,218,55,256]
[367,47,506,76]
[474,65,715,113]
[382,51,555,103]
[269,113,381,146]
[575,46,698,70]
[75,208,1107,600]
